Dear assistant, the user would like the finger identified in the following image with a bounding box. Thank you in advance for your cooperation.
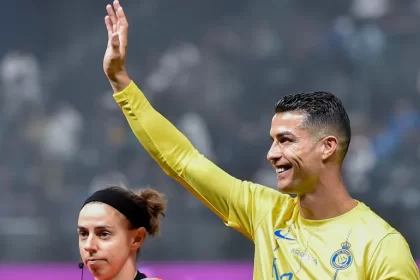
[116,5,128,28]
[117,7,128,48]
[104,16,113,39]
[110,32,120,50]
[113,1,125,33]
[113,0,121,11]
[106,4,118,33]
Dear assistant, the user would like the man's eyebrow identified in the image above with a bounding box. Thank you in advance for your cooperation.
[270,131,296,141]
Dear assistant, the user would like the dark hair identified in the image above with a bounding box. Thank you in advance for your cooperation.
[275,91,351,159]
[132,188,166,236]
[102,186,166,236]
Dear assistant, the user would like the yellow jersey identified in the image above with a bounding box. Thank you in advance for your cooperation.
[114,81,420,280]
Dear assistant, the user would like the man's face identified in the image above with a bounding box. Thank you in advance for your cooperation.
[267,112,323,194]
[78,203,137,280]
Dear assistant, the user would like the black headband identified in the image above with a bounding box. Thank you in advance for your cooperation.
[82,188,150,230]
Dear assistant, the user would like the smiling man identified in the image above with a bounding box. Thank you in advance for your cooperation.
[102,1,419,279]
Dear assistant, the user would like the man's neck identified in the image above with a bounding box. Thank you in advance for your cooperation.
[297,176,357,220]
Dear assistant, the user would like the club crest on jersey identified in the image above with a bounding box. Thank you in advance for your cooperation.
[330,241,353,270]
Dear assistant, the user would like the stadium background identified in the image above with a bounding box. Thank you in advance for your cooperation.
[0,0,419,279]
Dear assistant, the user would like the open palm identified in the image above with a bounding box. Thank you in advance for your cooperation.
[103,0,129,77]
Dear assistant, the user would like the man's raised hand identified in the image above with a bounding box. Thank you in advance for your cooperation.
[104,0,131,91]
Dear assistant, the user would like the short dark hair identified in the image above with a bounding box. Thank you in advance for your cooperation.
[274,91,351,159]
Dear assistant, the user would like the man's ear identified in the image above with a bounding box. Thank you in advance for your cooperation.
[321,135,338,161]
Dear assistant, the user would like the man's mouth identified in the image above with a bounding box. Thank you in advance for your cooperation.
[276,165,292,174]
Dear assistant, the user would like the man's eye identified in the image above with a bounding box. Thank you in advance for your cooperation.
[78,231,88,238]
[280,138,291,144]
[100,231,111,238]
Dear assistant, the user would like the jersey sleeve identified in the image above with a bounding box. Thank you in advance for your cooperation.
[367,233,420,280]
[113,81,292,240]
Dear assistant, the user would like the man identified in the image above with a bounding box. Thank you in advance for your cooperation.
[102,1,420,279]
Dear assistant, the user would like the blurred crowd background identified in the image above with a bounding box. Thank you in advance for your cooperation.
[0,0,419,263]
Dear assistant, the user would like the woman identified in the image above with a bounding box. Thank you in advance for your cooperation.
[78,186,165,280]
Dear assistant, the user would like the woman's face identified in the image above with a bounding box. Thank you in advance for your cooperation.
[77,202,144,279]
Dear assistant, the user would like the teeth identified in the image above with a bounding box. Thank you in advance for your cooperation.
[276,168,285,174]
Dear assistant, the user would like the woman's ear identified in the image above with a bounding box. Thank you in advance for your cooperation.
[131,227,146,251]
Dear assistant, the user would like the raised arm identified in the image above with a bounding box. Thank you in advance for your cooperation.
[101,1,293,240]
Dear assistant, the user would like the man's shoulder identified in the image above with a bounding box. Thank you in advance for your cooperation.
[366,231,419,279]
[350,202,404,251]
[353,201,398,235]
[344,202,415,270]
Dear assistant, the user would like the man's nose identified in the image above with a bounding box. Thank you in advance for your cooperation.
[267,143,281,162]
